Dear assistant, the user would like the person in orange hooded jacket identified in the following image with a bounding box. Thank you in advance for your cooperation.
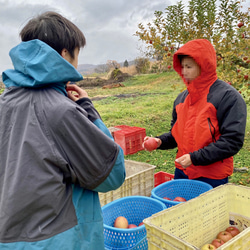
[143,39,247,188]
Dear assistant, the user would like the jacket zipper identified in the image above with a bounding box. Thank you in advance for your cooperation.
[207,118,216,143]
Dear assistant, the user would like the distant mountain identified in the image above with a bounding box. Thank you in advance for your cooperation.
[77,60,136,75]
[77,64,97,75]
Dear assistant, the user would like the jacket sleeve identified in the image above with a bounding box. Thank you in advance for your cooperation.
[76,97,126,192]
[47,98,125,191]
[190,82,247,166]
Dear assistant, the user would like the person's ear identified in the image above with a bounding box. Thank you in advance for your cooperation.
[61,48,68,59]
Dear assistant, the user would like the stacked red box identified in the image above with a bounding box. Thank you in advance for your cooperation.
[113,125,146,155]
[154,171,174,187]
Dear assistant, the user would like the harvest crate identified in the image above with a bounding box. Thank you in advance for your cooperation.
[154,171,174,187]
[99,160,156,206]
[102,196,166,250]
[144,184,250,249]
[113,125,146,155]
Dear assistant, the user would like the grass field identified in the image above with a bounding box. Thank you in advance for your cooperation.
[87,71,250,187]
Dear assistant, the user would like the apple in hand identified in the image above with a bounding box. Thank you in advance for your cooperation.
[173,196,186,202]
[226,226,240,237]
[143,137,158,152]
[128,224,137,228]
[114,216,128,229]
[201,243,217,250]
[211,238,224,248]
[216,231,233,243]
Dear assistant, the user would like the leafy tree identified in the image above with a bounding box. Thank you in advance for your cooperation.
[123,60,129,67]
[135,0,249,102]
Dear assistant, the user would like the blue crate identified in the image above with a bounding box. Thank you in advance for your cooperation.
[102,196,166,250]
[151,179,213,208]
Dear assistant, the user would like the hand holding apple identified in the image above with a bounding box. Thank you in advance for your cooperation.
[143,137,159,152]
[66,83,88,101]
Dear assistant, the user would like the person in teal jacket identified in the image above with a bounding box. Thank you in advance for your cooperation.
[0,11,126,250]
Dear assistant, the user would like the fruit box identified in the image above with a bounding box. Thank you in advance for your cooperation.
[154,171,174,187]
[143,183,250,249]
[113,125,146,155]
[99,160,156,207]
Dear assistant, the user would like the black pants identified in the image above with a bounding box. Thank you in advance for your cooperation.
[174,168,228,188]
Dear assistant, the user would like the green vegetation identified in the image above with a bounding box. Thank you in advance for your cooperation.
[135,0,250,103]
[89,72,250,187]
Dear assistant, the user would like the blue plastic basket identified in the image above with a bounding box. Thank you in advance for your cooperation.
[151,179,213,208]
[102,196,166,250]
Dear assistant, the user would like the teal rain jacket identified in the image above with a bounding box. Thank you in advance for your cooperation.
[0,40,126,250]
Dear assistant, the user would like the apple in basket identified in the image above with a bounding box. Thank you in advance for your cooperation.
[163,197,171,200]
[211,238,224,248]
[128,224,137,229]
[225,226,240,237]
[201,243,217,250]
[216,231,233,243]
[143,137,158,152]
[173,196,186,202]
[138,222,144,226]
[114,216,129,229]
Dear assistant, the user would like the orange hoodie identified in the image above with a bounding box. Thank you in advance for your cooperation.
[158,39,246,179]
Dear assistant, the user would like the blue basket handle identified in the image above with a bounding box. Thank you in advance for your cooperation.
[104,236,147,250]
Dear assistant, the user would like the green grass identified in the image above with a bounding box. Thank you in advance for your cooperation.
[87,71,250,187]
[1,71,249,186]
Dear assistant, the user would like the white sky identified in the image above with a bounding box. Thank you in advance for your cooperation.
[0,0,249,73]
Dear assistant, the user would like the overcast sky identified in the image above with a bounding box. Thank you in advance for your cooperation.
[0,0,248,74]
[0,0,176,74]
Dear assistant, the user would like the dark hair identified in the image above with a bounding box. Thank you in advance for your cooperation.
[20,11,86,58]
[178,54,188,63]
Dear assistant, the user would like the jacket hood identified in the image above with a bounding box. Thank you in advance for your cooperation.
[173,39,218,98]
[2,39,83,93]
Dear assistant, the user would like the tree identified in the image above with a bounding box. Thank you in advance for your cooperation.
[135,0,249,102]
[123,60,129,67]
[106,60,120,71]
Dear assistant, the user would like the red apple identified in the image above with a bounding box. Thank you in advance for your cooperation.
[173,196,186,202]
[226,226,240,237]
[244,75,248,80]
[211,238,224,247]
[128,224,137,229]
[238,22,244,28]
[114,216,128,229]
[149,40,153,44]
[217,231,233,243]
[143,137,158,152]
[243,56,248,61]
[163,197,171,200]
[167,65,171,69]
[201,243,217,250]
[138,222,144,226]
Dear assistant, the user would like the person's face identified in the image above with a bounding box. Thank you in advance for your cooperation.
[61,47,80,69]
[181,56,201,83]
